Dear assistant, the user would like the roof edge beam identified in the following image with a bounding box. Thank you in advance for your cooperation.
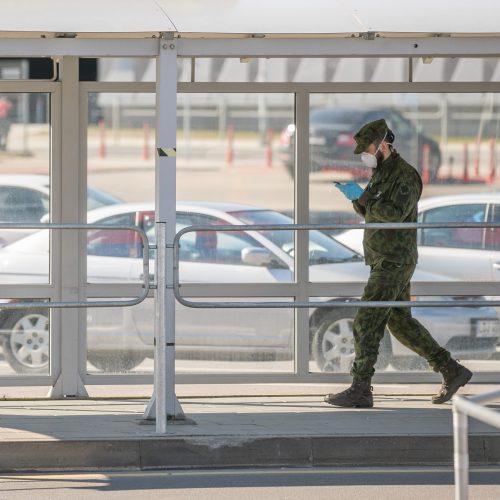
[0,38,159,57]
[178,83,500,93]
[177,37,500,58]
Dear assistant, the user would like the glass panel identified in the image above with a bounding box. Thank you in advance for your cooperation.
[0,300,50,376]
[86,91,295,372]
[308,298,500,373]
[386,296,500,373]
[86,297,294,374]
[86,92,155,282]
[86,219,151,284]
[308,92,500,371]
[86,298,497,375]
[176,298,294,374]
[177,92,295,189]
[177,92,295,282]
[182,57,500,84]
[0,92,50,283]
[0,59,30,80]
[86,299,153,373]
[96,58,155,82]
[181,58,409,83]
[177,214,289,271]
[87,92,155,202]
[413,57,500,83]
[89,92,294,213]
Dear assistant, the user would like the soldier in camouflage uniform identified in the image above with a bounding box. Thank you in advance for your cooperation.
[324,119,472,408]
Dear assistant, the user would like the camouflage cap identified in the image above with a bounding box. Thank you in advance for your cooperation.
[353,118,389,154]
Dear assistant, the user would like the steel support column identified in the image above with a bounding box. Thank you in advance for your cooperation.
[49,57,87,398]
[294,92,310,376]
[143,34,187,431]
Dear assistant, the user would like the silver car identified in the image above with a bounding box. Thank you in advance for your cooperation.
[335,192,500,282]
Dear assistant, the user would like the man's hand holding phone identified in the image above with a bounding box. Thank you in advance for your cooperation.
[333,180,364,201]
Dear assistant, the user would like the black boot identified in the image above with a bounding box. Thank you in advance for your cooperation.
[324,379,373,408]
[432,359,472,404]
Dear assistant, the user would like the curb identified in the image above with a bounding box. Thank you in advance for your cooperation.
[0,435,499,471]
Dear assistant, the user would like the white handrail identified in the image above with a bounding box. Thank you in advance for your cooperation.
[173,221,500,309]
[452,389,500,500]
[0,222,151,308]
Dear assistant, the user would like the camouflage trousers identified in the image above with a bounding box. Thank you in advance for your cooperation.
[351,260,451,381]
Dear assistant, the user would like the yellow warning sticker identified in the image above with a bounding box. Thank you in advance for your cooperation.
[157,147,176,157]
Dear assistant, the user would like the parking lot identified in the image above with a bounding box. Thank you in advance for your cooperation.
[85,135,500,211]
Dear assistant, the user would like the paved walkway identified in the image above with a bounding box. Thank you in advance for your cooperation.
[0,384,499,471]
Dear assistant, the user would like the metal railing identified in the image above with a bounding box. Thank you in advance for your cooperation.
[453,389,500,500]
[0,222,151,308]
[173,221,500,309]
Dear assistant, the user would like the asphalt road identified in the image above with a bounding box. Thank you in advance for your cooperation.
[0,467,499,500]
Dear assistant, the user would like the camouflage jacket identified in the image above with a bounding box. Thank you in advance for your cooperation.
[352,151,422,266]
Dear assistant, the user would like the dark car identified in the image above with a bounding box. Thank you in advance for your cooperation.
[279,107,442,181]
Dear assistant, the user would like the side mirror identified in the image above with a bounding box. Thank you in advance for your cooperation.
[241,247,273,267]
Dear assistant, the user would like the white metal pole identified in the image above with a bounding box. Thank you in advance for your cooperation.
[153,33,185,432]
[155,220,167,432]
[50,56,88,398]
[294,92,310,376]
[453,404,469,500]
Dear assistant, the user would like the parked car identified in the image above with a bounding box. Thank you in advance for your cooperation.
[0,202,498,374]
[336,193,500,282]
[0,174,122,246]
[279,107,441,180]
[418,193,500,281]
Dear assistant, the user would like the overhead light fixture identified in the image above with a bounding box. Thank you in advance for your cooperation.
[240,57,251,63]
[422,57,434,64]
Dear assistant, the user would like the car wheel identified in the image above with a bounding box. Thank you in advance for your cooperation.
[2,309,49,374]
[88,352,146,372]
[311,308,392,372]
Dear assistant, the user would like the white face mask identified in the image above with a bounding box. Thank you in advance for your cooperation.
[360,131,388,169]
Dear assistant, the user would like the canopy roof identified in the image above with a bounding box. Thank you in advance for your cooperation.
[2,0,500,38]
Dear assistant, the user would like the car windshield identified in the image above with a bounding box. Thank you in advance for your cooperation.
[87,188,122,211]
[229,209,362,265]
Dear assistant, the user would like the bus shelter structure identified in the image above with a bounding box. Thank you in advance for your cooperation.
[0,1,500,432]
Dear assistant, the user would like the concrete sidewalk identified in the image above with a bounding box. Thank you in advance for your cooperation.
[0,385,499,471]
